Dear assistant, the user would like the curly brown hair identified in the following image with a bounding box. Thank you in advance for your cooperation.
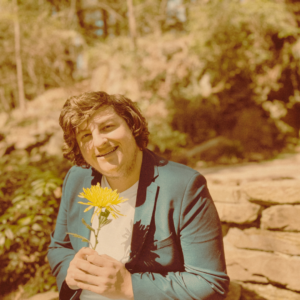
[59,91,149,167]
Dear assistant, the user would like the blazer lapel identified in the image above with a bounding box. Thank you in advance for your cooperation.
[127,150,159,270]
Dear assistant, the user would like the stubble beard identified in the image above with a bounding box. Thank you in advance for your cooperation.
[104,145,140,180]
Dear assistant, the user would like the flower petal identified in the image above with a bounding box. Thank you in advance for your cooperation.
[84,205,94,212]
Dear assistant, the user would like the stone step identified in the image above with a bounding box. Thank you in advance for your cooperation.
[214,202,261,224]
[226,227,300,256]
[261,205,300,232]
[224,240,300,292]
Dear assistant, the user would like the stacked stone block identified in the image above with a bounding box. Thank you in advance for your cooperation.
[205,160,300,300]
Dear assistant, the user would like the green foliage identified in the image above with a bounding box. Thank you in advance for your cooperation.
[189,0,299,96]
[0,0,80,109]
[0,154,70,295]
[148,117,187,153]
[130,0,300,160]
[1,1,300,295]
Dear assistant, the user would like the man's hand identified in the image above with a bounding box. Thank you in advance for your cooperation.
[66,247,134,299]
[66,247,96,290]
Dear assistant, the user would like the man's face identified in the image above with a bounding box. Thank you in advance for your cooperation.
[76,106,142,181]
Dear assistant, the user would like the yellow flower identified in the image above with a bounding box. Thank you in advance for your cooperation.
[78,183,127,219]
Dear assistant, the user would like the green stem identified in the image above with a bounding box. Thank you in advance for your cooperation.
[93,219,102,250]
[92,208,109,250]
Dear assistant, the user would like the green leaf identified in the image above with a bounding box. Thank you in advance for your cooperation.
[5,228,14,240]
[98,218,112,230]
[100,209,110,218]
[103,219,112,226]
[99,215,105,224]
[18,226,29,235]
[18,216,33,226]
[4,238,11,250]
[67,233,90,244]
[0,234,5,247]
[81,218,95,232]
[32,223,43,231]
[12,195,25,204]
[99,216,107,227]
[31,179,44,187]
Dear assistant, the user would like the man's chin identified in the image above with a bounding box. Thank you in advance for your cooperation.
[93,164,120,177]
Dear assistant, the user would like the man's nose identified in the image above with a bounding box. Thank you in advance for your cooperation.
[92,132,108,148]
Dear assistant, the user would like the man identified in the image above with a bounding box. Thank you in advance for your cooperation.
[47,91,229,300]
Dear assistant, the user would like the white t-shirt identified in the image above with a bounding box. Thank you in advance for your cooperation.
[80,176,138,300]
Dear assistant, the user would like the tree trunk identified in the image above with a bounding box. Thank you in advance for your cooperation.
[13,0,26,110]
[102,8,108,39]
[0,88,11,112]
[69,0,77,25]
[126,0,137,51]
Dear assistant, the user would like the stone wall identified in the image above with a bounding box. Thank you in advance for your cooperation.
[203,154,300,300]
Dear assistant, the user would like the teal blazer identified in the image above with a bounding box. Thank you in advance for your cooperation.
[48,150,229,300]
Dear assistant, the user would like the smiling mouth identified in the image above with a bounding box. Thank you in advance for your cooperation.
[96,146,118,157]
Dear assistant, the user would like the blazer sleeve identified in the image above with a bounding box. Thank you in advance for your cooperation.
[131,173,229,300]
[47,168,81,300]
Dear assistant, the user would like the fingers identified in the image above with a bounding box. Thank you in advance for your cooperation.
[69,252,114,277]
[66,251,133,299]
[86,253,117,268]
[75,247,97,259]
[66,247,97,290]
[73,270,114,287]
[76,281,109,295]
[66,267,87,290]
[76,258,104,276]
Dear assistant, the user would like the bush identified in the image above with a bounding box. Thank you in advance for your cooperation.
[0,154,71,295]
[135,0,300,161]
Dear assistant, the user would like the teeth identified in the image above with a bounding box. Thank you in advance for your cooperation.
[98,147,117,157]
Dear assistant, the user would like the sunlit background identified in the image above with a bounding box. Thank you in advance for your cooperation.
[0,0,299,299]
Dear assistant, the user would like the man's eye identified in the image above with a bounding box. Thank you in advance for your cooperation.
[103,124,114,130]
[81,133,91,140]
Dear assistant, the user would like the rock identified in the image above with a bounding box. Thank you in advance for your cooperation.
[225,260,269,284]
[261,205,300,232]
[186,137,233,160]
[26,291,59,300]
[14,135,38,150]
[224,240,300,292]
[225,281,242,300]
[209,185,249,203]
[0,141,15,156]
[226,227,300,256]
[39,131,64,157]
[90,63,110,92]
[215,202,261,224]
[241,283,300,300]
[243,180,300,205]
[0,112,9,128]
[202,153,300,185]
[30,87,69,111]
[36,118,60,135]
[14,133,52,152]
[90,61,139,97]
